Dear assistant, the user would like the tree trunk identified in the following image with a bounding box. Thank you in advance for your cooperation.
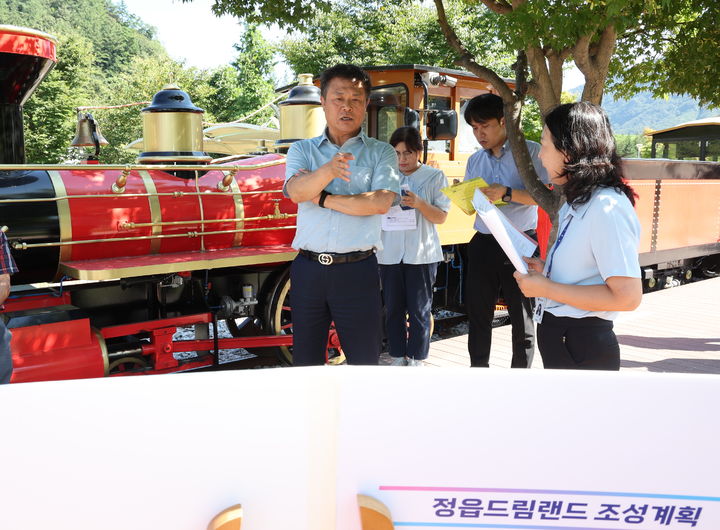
[433,0,562,235]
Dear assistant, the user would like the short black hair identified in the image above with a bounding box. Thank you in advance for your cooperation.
[464,93,504,125]
[319,64,372,100]
[389,126,423,152]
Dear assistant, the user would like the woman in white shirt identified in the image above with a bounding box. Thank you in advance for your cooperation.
[514,102,642,370]
[378,127,451,366]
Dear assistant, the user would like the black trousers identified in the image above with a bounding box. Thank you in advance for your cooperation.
[465,232,535,368]
[379,262,438,360]
[290,253,382,366]
[538,312,620,370]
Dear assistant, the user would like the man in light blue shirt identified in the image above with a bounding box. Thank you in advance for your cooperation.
[463,93,548,368]
[283,64,400,366]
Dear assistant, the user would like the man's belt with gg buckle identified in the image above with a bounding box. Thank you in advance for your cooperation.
[299,249,374,265]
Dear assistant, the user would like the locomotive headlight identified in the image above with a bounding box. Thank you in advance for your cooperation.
[420,72,458,88]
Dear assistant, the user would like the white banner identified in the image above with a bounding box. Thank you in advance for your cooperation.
[1,367,719,529]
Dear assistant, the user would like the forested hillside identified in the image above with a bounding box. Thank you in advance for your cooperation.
[0,0,277,163]
[568,86,717,135]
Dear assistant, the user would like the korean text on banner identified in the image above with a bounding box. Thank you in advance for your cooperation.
[471,188,537,273]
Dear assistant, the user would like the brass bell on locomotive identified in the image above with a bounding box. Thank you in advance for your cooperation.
[137,83,211,164]
[275,73,326,149]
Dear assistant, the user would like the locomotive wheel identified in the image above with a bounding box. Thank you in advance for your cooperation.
[108,356,149,375]
[265,269,345,366]
[267,272,293,365]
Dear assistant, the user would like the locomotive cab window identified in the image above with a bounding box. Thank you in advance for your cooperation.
[653,140,702,160]
[706,140,720,162]
[456,97,481,154]
[367,84,409,143]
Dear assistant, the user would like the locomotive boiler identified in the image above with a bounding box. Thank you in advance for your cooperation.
[2,25,719,384]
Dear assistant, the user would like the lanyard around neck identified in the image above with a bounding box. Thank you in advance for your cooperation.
[545,215,573,279]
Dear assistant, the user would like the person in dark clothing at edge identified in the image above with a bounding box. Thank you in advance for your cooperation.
[462,93,549,368]
[0,229,18,384]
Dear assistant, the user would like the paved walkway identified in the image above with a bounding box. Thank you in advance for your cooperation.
[411,277,720,372]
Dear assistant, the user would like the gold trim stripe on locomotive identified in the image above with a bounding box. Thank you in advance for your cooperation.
[0,189,284,204]
[139,170,162,254]
[0,159,286,172]
[193,172,207,252]
[11,226,297,250]
[119,213,296,230]
[47,170,72,275]
[60,250,300,281]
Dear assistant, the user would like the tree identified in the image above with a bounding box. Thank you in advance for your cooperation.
[190,0,720,222]
[223,24,278,126]
[92,55,219,164]
[279,0,515,78]
[275,0,580,143]
[23,34,99,163]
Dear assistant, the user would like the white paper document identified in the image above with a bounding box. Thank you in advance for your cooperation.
[471,188,538,273]
[381,205,417,231]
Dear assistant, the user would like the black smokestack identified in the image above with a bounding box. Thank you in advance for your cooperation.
[0,27,57,163]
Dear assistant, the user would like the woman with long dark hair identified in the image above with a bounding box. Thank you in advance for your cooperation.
[514,102,642,370]
[378,126,451,366]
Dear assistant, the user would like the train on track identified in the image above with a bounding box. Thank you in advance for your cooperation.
[1,25,718,383]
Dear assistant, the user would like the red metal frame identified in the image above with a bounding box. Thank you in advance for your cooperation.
[3,291,71,312]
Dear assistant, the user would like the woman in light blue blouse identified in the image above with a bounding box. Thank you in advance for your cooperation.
[514,102,642,370]
[378,127,451,366]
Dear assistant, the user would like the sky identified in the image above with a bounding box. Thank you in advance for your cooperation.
[118,0,246,69]
[116,0,585,89]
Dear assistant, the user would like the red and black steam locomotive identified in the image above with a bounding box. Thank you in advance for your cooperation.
[1,26,719,383]
[1,26,302,382]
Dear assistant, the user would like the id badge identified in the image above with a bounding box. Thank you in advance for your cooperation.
[533,297,545,324]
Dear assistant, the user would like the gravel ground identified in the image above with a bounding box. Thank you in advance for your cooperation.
[170,310,506,367]
[172,320,256,363]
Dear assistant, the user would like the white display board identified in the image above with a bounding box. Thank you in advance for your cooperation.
[1,367,719,529]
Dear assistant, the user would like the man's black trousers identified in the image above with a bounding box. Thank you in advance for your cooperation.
[465,232,535,368]
[290,253,382,365]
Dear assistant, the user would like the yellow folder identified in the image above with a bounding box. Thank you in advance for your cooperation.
[441,177,506,215]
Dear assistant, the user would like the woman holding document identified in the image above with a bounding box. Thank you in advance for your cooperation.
[378,127,451,366]
[514,102,642,370]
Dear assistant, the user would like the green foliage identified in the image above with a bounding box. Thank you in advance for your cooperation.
[0,0,163,74]
[22,34,100,163]
[569,86,716,135]
[521,92,576,143]
[610,1,720,108]
[494,0,638,52]
[225,24,277,126]
[194,0,332,31]
[614,133,649,158]
[93,56,218,164]
[207,0,720,109]
[278,0,514,78]
[2,0,280,162]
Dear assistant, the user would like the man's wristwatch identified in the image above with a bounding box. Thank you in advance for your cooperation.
[319,190,332,208]
[502,186,512,202]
